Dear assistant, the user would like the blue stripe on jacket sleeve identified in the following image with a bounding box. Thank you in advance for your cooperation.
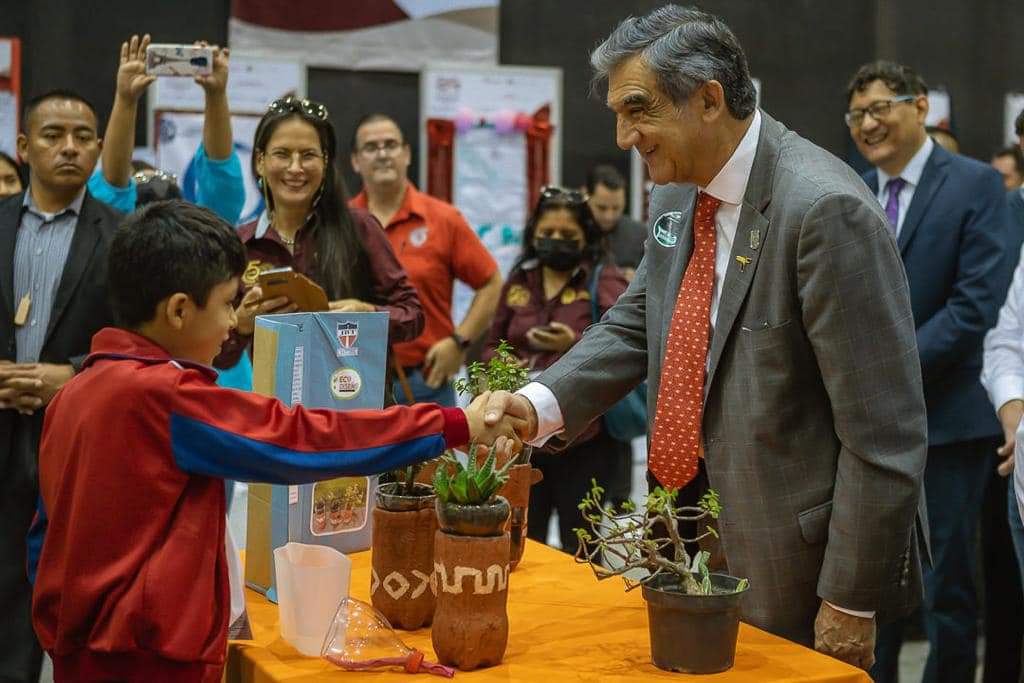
[26,495,47,586]
[169,413,444,484]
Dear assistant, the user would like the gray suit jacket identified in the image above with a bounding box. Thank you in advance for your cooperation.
[537,112,929,644]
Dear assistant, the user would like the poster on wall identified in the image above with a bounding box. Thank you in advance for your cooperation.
[420,62,562,326]
[150,54,305,226]
[1006,93,1024,145]
[229,0,498,72]
[0,38,21,157]
[926,88,952,130]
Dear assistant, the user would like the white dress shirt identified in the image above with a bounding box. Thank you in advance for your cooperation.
[875,136,934,237]
[982,240,1024,523]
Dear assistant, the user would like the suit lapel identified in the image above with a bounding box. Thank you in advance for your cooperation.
[703,113,781,398]
[659,189,697,353]
[897,145,948,255]
[0,192,25,319]
[43,195,101,345]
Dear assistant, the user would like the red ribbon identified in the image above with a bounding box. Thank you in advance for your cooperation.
[525,105,554,211]
[426,118,456,203]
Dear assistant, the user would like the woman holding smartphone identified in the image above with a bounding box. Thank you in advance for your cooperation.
[482,187,628,554]
[216,97,423,370]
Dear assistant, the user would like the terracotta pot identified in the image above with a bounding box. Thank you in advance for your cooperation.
[432,530,510,670]
[436,497,510,537]
[498,464,543,570]
[370,496,438,630]
[642,573,748,674]
[413,458,443,486]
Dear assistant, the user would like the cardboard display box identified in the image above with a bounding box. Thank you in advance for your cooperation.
[246,311,389,601]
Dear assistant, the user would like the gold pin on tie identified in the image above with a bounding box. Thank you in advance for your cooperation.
[735,255,752,272]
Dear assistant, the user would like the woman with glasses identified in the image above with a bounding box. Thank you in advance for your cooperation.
[215,96,424,373]
[482,187,628,554]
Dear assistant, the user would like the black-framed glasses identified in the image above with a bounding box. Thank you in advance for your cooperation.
[539,186,588,205]
[844,95,916,128]
[267,96,329,121]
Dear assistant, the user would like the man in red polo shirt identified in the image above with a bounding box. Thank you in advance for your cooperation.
[351,114,501,407]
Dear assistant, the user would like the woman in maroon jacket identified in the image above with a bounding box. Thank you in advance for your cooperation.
[216,97,423,368]
[483,187,628,554]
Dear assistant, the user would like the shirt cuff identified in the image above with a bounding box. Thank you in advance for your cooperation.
[517,382,565,447]
[825,601,875,619]
[989,375,1024,416]
[440,407,470,450]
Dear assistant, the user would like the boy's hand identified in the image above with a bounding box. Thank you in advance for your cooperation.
[116,34,156,104]
[329,299,376,313]
[463,391,526,458]
[194,42,229,95]
[235,286,298,336]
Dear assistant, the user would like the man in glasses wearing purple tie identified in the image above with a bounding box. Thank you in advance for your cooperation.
[847,60,1012,683]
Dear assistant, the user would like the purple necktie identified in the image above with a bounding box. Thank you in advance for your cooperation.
[884,177,907,235]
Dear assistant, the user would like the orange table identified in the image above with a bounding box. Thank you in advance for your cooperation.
[226,541,870,682]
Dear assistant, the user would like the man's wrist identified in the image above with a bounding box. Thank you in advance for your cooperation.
[449,333,470,351]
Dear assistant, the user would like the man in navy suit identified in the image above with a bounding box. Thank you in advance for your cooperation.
[847,61,1010,683]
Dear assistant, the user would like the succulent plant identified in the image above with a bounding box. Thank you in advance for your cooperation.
[433,445,514,506]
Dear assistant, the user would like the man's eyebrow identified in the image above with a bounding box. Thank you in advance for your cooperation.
[609,93,650,110]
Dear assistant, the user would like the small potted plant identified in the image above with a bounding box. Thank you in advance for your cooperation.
[454,340,541,570]
[370,464,438,630]
[430,447,514,670]
[575,482,749,674]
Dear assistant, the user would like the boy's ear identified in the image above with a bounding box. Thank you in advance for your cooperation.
[161,293,192,331]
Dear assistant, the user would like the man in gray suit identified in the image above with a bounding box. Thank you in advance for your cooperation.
[483,5,928,670]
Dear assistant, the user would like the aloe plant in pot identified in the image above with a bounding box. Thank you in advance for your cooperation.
[453,340,541,569]
[430,447,513,670]
[575,483,749,674]
[369,462,441,630]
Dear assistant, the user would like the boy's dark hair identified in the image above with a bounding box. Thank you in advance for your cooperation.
[22,88,98,133]
[846,61,928,103]
[586,164,627,194]
[108,200,246,327]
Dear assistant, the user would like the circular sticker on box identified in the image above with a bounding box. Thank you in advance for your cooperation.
[330,368,362,400]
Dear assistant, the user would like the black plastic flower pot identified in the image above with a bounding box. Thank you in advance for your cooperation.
[376,482,436,512]
[641,573,748,674]
[435,496,510,537]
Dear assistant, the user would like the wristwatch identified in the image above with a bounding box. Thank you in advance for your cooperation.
[449,333,471,351]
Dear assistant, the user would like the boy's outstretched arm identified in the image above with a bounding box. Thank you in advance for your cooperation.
[166,371,520,484]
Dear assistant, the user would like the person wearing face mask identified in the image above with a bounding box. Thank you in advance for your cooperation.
[482,187,627,554]
[0,151,25,198]
[214,97,424,374]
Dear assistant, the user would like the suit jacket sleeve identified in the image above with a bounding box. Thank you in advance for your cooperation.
[798,192,928,610]
[534,252,650,442]
[916,169,1010,385]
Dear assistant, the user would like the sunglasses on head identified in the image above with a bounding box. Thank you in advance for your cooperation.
[267,96,329,121]
[539,186,588,206]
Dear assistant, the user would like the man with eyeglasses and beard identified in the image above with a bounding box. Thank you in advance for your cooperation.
[350,114,502,407]
[847,60,1012,683]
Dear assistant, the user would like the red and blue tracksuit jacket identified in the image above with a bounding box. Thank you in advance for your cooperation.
[29,328,467,681]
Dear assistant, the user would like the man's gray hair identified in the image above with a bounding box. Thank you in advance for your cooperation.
[591,5,757,120]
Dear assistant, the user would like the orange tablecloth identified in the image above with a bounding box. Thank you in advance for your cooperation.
[227,541,870,682]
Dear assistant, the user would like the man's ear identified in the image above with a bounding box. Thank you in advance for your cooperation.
[162,293,192,331]
[16,133,27,161]
[699,80,728,122]
[915,95,930,125]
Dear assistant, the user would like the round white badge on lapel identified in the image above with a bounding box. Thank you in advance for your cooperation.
[409,226,429,247]
[653,211,684,248]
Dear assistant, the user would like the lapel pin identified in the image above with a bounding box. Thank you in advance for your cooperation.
[735,255,752,272]
[749,229,761,250]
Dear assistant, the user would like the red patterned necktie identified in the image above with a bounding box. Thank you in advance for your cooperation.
[648,192,722,490]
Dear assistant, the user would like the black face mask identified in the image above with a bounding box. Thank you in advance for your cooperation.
[535,237,583,272]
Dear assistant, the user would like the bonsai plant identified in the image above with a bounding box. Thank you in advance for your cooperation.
[370,464,439,630]
[453,340,541,569]
[430,446,514,670]
[574,482,749,675]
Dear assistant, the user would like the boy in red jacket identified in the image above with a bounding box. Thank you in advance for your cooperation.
[29,201,519,682]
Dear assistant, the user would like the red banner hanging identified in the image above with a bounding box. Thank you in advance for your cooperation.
[425,118,455,203]
[525,105,553,211]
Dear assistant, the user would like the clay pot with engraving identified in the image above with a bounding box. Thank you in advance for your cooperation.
[431,522,511,670]
[370,483,437,630]
[498,462,543,570]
